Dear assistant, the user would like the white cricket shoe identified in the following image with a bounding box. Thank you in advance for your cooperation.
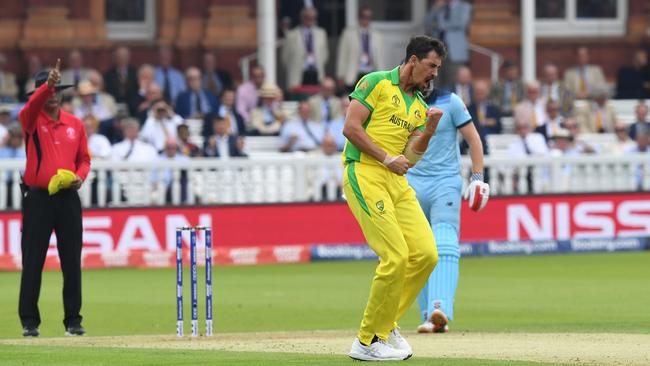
[387,328,413,357]
[416,320,434,333]
[348,338,410,361]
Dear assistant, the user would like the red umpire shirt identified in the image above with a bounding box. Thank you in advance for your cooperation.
[19,83,90,188]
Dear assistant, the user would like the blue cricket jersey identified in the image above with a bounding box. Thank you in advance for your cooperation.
[408,89,472,177]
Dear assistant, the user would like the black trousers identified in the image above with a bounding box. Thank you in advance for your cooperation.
[19,188,83,329]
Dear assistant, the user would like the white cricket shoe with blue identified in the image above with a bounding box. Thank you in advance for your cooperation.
[416,320,434,333]
[387,328,413,357]
[348,337,410,361]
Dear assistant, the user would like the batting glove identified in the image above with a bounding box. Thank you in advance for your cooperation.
[464,173,490,212]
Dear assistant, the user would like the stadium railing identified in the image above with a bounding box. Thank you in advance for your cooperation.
[0,154,648,209]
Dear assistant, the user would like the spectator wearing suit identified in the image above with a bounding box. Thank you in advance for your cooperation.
[111,118,158,162]
[489,60,524,117]
[154,46,186,104]
[564,117,597,154]
[0,53,18,102]
[308,77,342,124]
[60,49,92,88]
[508,117,549,157]
[535,99,564,142]
[548,128,581,157]
[336,6,384,92]
[82,114,111,207]
[157,138,189,204]
[451,66,474,106]
[175,67,219,119]
[540,63,574,117]
[624,123,650,190]
[466,80,500,155]
[72,80,115,123]
[514,81,547,130]
[508,116,550,192]
[281,7,329,89]
[236,65,265,125]
[613,120,635,155]
[249,83,286,136]
[575,86,617,133]
[83,115,111,160]
[0,124,25,159]
[202,52,233,98]
[176,124,200,157]
[616,49,650,99]
[213,89,246,137]
[628,102,650,140]
[104,46,139,105]
[317,134,344,200]
[280,101,324,153]
[140,99,184,153]
[135,82,164,125]
[130,64,158,121]
[563,46,607,100]
[203,116,247,158]
[424,0,472,87]
[86,71,118,117]
[625,123,650,155]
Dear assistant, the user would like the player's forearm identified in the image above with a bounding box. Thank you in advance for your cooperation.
[409,129,435,154]
[468,138,484,175]
[459,122,484,175]
[343,123,389,162]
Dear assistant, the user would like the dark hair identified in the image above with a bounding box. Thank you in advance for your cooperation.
[358,6,372,18]
[404,36,447,62]
[502,60,517,69]
[212,115,226,123]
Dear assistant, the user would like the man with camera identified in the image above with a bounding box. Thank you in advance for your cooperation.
[140,99,184,152]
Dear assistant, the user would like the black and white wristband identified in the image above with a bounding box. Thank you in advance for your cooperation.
[471,172,484,182]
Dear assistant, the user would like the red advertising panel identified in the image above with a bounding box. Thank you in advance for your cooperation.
[461,192,650,242]
[1,192,648,270]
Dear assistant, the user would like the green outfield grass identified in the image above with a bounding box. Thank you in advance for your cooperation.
[0,251,648,365]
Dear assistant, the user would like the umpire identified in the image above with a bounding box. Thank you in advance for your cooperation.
[18,59,90,337]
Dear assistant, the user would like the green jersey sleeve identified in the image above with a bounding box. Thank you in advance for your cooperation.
[349,72,385,113]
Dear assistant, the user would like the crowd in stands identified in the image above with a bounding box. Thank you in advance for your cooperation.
[0,2,648,181]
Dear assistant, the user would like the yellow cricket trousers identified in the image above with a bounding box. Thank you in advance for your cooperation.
[343,162,438,345]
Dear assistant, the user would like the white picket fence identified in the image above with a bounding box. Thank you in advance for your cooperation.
[0,153,648,209]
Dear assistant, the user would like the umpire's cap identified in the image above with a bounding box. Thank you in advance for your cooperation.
[26,69,73,96]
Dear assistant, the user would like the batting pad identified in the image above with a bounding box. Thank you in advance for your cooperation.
[417,223,460,321]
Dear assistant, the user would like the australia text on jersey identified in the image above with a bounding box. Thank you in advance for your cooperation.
[388,114,414,132]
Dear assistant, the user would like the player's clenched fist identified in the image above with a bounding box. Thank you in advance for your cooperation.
[425,107,443,134]
[383,154,411,176]
[47,58,61,88]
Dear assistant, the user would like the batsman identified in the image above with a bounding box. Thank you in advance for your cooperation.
[342,36,445,361]
[407,66,490,334]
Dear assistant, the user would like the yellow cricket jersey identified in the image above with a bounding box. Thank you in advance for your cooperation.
[343,65,429,166]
